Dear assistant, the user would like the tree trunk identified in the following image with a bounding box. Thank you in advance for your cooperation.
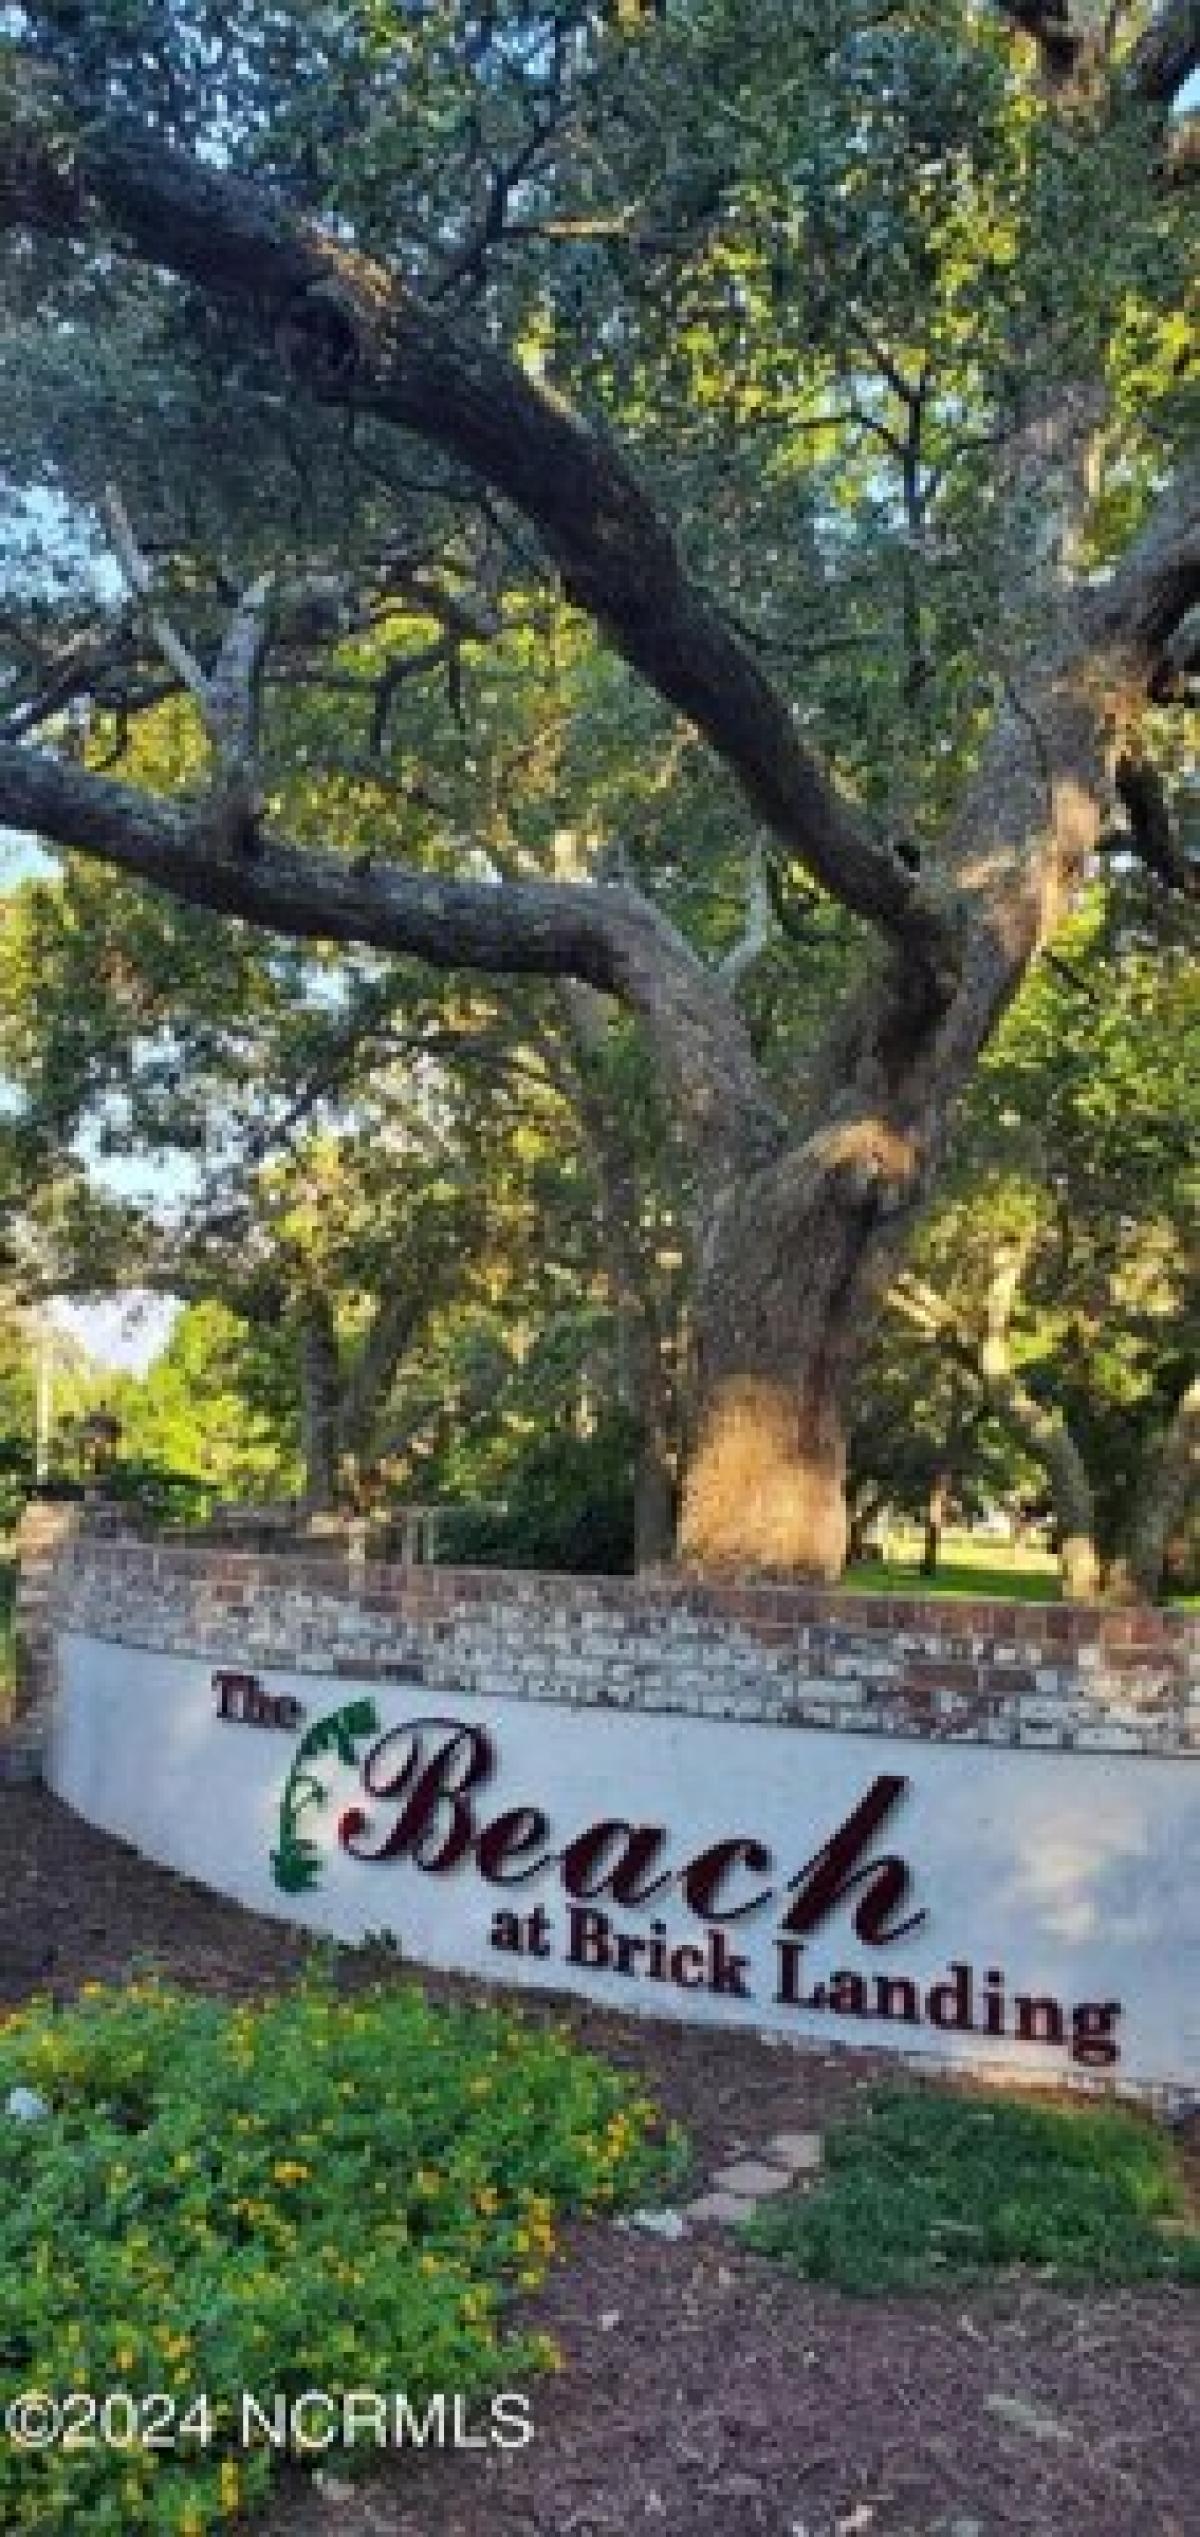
[984,1372,1099,1600]
[556,983,683,1574]
[1047,1454,1101,1601]
[336,1290,428,1475]
[891,1259,1104,1602]
[1111,1375,1200,1603]
[298,1296,341,1511]
[615,1302,678,1569]
[846,1490,883,1564]
[681,1364,849,1578]
[679,1156,883,1578]
[633,1439,677,1571]
[921,1472,949,1577]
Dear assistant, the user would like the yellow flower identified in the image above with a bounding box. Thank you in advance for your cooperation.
[220,2458,241,2515]
[272,2160,311,2186]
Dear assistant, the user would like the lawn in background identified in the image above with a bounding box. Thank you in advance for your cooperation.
[746,2087,1200,2293]
[845,1530,1061,1600]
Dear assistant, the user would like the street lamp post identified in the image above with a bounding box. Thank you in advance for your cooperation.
[34,1326,53,1488]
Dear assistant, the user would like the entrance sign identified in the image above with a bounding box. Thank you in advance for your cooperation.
[49,1635,1200,2089]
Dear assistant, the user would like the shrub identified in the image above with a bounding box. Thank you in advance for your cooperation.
[0,1974,685,2533]
[439,1414,637,1574]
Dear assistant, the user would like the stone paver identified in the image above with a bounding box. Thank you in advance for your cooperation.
[709,2157,793,2199]
[684,2192,749,2226]
[766,2129,824,2172]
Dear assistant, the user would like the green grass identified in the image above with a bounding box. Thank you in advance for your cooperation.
[744,2087,1200,2294]
[0,1973,685,2535]
[844,1555,1060,1602]
[844,1530,1061,1600]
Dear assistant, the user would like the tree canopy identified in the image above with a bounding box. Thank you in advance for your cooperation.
[0,0,1195,1583]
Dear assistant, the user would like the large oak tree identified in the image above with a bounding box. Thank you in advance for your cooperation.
[1,0,1196,1574]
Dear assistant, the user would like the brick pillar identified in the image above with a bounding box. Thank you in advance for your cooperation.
[11,1496,86,1726]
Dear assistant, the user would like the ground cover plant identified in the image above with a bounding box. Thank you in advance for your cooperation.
[0,1972,684,2535]
[745,2086,1200,2294]
[0,1557,13,1705]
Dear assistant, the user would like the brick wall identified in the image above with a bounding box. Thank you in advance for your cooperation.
[46,1541,1199,1756]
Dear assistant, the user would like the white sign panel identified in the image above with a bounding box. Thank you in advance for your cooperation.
[49,1635,1200,2088]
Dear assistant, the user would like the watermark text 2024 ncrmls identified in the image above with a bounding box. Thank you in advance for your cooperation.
[3,2389,534,2454]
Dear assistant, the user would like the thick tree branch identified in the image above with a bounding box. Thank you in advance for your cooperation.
[1084,458,1200,670]
[103,486,211,706]
[337,1286,435,1469]
[719,846,774,989]
[0,740,784,1180]
[0,78,956,984]
[1129,0,1200,106]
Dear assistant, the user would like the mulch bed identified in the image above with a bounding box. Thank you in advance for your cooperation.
[2,1786,1197,2537]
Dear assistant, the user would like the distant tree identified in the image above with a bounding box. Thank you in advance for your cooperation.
[111,1299,300,1503]
[872,882,1197,1594]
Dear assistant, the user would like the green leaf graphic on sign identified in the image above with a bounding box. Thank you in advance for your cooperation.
[271,1697,381,1893]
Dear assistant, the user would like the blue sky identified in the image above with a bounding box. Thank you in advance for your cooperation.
[52,1292,178,1374]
